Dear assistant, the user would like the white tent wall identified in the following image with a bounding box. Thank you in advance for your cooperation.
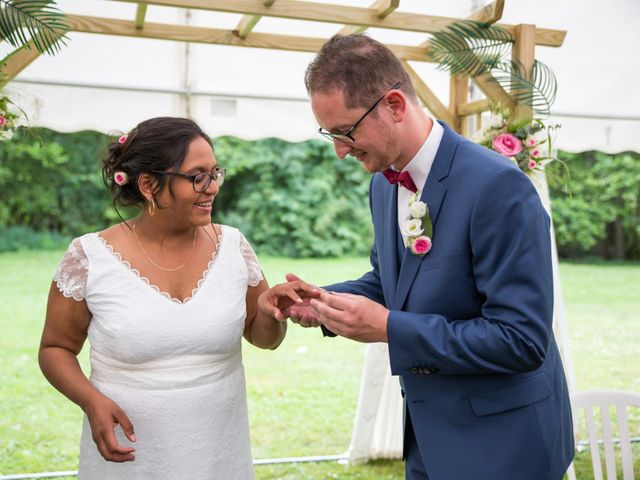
[5,0,640,151]
[2,0,638,467]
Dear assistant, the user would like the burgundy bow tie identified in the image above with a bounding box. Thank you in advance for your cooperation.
[382,169,418,193]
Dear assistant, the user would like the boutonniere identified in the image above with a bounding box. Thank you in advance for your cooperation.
[402,192,433,256]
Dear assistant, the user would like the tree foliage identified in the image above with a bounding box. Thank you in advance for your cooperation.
[548,150,640,259]
[1,128,638,260]
[0,129,372,257]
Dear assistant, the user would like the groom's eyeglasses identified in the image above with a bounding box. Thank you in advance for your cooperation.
[318,82,401,144]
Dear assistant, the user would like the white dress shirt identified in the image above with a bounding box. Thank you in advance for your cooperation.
[394,119,444,245]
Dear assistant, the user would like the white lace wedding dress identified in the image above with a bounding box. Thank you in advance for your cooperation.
[54,225,262,480]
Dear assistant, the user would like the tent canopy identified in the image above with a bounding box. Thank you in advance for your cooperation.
[2,0,639,153]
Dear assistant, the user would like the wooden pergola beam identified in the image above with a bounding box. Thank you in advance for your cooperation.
[339,0,399,36]
[456,98,491,117]
[235,0,276,39]
[65,15,430,61]
[0,41,45,87]
[419,0,504,49]
[135,3,148,30]
[110,0,566,47]
[402,60,454,126]
[511,23,536,121]
[415,0,510,131]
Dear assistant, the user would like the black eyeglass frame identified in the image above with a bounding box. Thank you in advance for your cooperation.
[151,168,226,193]
[318,82,402,144]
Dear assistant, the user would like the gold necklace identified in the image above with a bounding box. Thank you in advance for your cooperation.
[132,223,198,272]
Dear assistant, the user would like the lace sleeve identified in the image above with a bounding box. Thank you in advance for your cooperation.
[54,237,89,302]
[239,233,264,287]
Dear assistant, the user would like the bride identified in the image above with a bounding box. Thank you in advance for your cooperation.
[38,117,317,479]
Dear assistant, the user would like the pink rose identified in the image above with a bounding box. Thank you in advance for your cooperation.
[528,160,537,169]
[410,236,432,255]
[492,133,523,157]
[0,116,6,127]
[113,171,129,186]
[118,134,128,144]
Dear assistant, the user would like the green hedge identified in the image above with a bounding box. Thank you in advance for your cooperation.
[1,128,638,259]
[548,150,640,260]
[0,128,372,257]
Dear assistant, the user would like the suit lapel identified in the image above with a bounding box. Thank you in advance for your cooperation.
[381,182,400,305]
[394,122,458,309]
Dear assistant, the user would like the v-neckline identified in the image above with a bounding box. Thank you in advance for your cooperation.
[94,227,225,305]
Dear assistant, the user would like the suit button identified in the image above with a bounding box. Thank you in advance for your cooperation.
[410,367,418,374]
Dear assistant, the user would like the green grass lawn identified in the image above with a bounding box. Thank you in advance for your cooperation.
[0,251,638,479]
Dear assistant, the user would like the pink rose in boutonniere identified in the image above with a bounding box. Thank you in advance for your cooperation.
[410,236,432,255]
[403,192,433,256]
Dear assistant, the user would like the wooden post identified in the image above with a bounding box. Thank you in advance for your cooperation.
[449,74,468,134]
[511,24,536,121]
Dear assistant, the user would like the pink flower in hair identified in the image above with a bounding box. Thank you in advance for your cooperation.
[113,171,129,186]
[118,134,128,144]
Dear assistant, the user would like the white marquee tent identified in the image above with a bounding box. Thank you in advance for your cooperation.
[4,0,640,153]
[3,0,639,466]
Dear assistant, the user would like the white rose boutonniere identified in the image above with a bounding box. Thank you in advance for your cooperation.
[405,193,433,256]
[402,218,424,238]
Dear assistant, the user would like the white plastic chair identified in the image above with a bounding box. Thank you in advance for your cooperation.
[566,390,640,480]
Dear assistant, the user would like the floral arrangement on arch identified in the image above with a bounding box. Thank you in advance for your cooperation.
[0,94,20,141]
[472,107,561,175]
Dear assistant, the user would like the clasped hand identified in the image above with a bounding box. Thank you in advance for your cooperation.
[265,273,389,343]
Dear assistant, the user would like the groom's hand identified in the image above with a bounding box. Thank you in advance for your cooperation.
[310,292,389,343]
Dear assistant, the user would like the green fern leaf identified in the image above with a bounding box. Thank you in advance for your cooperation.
[489,60,558,117]
[427,19,513,76]
[0,0,70,55]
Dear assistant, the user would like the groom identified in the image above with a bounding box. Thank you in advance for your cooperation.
[275,34,574,479]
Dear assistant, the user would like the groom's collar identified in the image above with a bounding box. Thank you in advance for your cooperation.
[393,118,444,193]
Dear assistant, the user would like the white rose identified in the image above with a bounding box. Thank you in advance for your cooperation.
[471,127,490,143]
[409,201,427,219]
[489,113,504,128]
[402,218,423,238]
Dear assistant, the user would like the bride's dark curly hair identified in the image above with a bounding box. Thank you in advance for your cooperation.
[102,117,212,210]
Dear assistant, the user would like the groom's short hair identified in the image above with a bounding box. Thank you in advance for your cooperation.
[305,34,418,109]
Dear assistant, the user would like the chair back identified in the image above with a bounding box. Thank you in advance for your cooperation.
[566,390,640,480]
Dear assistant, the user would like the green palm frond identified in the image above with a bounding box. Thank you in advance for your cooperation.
[428,19,513,76]
[489,60,558,117]
[0,0,70,55]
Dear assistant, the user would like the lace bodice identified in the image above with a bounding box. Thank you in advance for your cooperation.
[51,225,261,479]
[54,226,263,303]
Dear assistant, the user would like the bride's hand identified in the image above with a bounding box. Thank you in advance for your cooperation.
[84,392,136,462]
[281,273,322,327]
[258,276,322,321]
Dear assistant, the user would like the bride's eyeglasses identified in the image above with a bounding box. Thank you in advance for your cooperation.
[151,168,226,192]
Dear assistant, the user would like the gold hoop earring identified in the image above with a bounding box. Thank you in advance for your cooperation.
[148,198,156,217]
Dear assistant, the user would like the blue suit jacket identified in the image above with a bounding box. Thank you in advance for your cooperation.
[327,122,574,480]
